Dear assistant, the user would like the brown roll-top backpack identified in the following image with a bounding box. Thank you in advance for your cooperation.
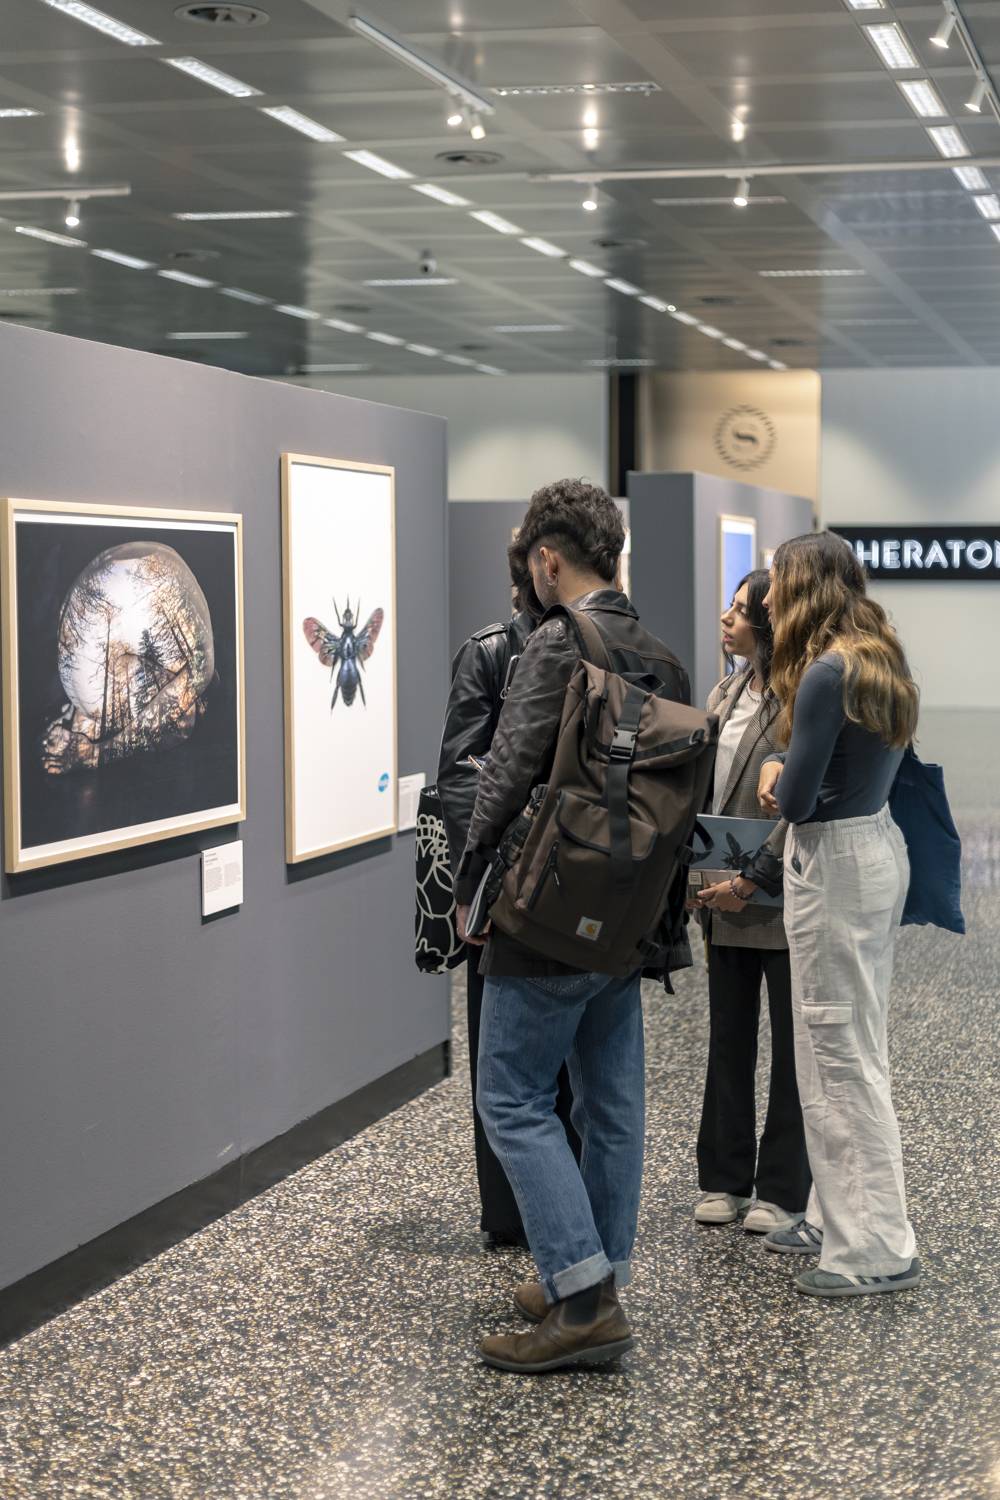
[488,607,718,976]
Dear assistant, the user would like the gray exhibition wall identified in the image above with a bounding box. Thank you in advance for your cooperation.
[629,471,815,707]
[448,498,630,659]
[0,323,449,1290]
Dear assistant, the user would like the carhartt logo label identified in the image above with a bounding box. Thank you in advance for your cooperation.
[577,917,603,940]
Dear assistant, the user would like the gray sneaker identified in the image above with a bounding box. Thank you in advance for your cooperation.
[795,1257,921,1297]
[694,1193,751,1225]
[764,1219,823,1255]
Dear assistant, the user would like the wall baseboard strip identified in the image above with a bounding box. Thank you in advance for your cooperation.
[0,1042,449,1349]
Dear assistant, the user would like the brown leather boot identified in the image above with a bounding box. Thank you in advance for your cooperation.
[513,1281,549,1324]
[480,1278,634,1373]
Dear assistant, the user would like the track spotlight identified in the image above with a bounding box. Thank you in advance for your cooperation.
[447,106,463,127]
[469,114,485,141]
[966,78,987,113]
[733,176,750,208]
[65,198,80,228]
[930,9,956,49]
[582,196,598,211]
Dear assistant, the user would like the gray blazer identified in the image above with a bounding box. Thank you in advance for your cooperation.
[702,668,788,951]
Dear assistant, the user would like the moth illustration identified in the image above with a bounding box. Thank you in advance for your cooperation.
[303,598,385,710]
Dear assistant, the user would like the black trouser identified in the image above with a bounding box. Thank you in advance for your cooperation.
[697,942,811,1214]
[466,955,580,1237]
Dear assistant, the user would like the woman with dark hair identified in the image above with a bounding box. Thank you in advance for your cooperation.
[757,531,920,1297]
[692,570,810,1235]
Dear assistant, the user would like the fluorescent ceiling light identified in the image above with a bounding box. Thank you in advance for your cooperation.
[898,80,947,118]
[723,337,748,350]
[323,317,364,332]
[469,209,523,234]
[300,363,371,372]
[0,108,42,118]
[699,324,724,339]
[586,358,654,367]
[163,57,261,98]
[475,364,506,375]
[220,286,271,305]
[410,183,470,207]
[92,248,153,269]
[747,349,768,361]
[492,82,659,97]
[442,353,475,365]
[166,331,248,340]
[342,149,413,180]
[769,360,789,371]
[492,324,566,332]
[348,12,494,116]
[759,267,865,278]
[172,210,296,221]
[670,310,699,325]
[363,276,457,286]
[520,237,566,257]
[569,258,605,277]
[605,277,640,294]
[273,303,320,319]
[927,125,970,158]
[157,269,215,287]
[15,224,86,248]
[0,286,76,295]
[953,165,990,190]
[260,107,344,144]
[843,0,884,8]
[991,223,1000,243]
[639,295,672,311]
[973,194,1000,219]
[863,23,918,70]
[42,0,158,45]
[366,331,405,345]
[406,343,440,356]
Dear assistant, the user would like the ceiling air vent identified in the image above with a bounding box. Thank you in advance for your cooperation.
[434,150,503,168]
[591,235,647,251]
[458,342,488,352]
[770,337,807,348]
[175,4,270,27]
[699,294,736,306]
[335,303,372,315]
[168,248,221,264]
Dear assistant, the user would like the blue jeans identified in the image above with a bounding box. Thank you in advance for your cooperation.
[477,970,645,1305]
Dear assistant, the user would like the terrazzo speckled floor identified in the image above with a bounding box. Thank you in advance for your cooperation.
[1,711,998,1499]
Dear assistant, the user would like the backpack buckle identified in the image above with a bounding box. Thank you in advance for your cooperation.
[610,727,638,761]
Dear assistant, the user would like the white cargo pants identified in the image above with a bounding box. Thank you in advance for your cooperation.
[785,806,916,1278]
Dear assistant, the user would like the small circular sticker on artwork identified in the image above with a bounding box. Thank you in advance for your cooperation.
[713,405,777,473]
[378,773,390,793]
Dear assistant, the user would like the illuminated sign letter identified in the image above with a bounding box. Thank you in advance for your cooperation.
[924,541,948,568]
[902,539,923,569]
[881,539,901,569]
[966,539,992,569]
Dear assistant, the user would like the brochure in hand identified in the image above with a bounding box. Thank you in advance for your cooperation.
[689,815,784,908]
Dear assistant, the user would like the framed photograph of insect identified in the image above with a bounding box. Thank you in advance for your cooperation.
[1,497,246,873]
[281,453,397,863]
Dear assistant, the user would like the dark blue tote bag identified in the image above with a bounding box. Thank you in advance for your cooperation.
[889,745,965,934]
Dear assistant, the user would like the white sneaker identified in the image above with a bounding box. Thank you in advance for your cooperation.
[694,1193,752,1225]
[744,1201,801,1234]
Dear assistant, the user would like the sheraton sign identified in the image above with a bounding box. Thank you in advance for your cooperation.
[830,526,1000,582]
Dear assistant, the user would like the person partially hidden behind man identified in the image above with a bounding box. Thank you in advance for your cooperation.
[455,477,690,1373]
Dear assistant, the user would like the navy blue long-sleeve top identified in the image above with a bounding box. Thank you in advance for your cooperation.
[766,653,903,825]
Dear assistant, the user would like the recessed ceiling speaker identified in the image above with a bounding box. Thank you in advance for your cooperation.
[434,150,503,168]
[175,3,270,26]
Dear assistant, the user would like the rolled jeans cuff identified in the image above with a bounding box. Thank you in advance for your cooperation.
[546,1250,612,1303]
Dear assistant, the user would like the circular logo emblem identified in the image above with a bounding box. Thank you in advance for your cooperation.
[713,405,776,473]
[378,773,390,793]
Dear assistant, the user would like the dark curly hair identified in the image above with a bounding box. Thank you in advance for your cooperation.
[508,540,543,619]
[510,478,625,585]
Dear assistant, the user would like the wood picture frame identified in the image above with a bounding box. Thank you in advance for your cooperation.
[2,497,246,874]
[281,454,398,864]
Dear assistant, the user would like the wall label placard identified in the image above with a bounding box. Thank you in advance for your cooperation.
[831,525,1000,581]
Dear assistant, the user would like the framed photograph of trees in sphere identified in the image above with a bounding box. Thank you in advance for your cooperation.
[2,498,245,873]
[281,453,397,864]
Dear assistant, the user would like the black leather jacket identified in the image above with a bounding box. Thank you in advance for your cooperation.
[436,612,534,876]
[455,589,691,980]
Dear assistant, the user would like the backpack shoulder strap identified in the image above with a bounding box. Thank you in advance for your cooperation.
[541,603,614,673]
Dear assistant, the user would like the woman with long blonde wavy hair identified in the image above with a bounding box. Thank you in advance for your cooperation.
[755,531,920,1299]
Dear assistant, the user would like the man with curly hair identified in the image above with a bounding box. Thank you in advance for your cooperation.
[455,478,690,1373]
